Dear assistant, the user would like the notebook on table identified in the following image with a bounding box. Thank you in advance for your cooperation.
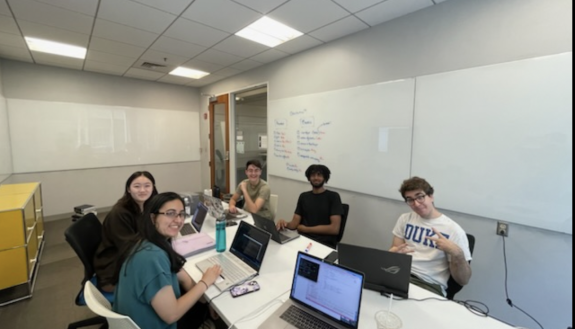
[338,243,412,298]
[180,202,209,236]
[195,221,271,291]
[172,202,215,258]
[252,212,300,244]
[258,251,365,329]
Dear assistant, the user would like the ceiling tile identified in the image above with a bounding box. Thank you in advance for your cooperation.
[124,67,165,80]
[331,0,385,14]
[212,66,243,78]
[132,0,195,15]
[93,18,159,48]
[98,0,177,34]
[194,48,244,67]
[181,58,225,73]
[249,48,290,63]
[0,31,27,47]
[131,59,172,73]
[309,15,369,43]
[31,52,84,69]
[0,44,33,62]
[34,0,99,16]
[19,20,89,46]
[356,0,433,27]
[0,1,11,16]
[150,36,206,58]
[156,74,193,85]
[212,35,269,58]
[86,49,137,67]
[267,0,349,33]
[182,0,261,34]
[0,14,18,34]
[274,34,323,54]
[9,0,94,34]
[232,0,289,14]
[163,18,230,48]
[186,73,225,87]
[230,58,264,71]
[84,60,129,75]
[139,49,189,67]
[89,37,146,58]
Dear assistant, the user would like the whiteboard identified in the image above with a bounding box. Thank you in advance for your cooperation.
[268,79,415,200]
[412,53,572,234]
[8,99,201,173]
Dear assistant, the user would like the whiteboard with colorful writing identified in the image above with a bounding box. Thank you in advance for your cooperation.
[268,79,415,201]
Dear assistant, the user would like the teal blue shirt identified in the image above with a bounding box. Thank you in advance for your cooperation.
[113,241,180,329]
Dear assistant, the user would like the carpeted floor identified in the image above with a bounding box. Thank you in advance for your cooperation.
[0,214,227,329]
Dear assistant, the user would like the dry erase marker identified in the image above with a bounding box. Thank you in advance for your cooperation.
[304,242,312,253]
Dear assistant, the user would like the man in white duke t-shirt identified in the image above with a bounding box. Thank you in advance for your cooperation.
[390,176,472,296]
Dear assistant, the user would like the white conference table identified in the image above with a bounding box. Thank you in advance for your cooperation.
[182,210,515,329]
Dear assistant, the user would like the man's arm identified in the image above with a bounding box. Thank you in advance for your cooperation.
[426,228,471,285]
[297,214,340,235]
[389,236,414,254]
[277,213,302,230]
[228,190,242,213]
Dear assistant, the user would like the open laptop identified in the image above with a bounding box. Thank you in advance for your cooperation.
[258,251,365,329]
[203,194,248,220]
[338,243,412,298]
[180,202,209,236]
[196,221,271,291]
[252,212,300,244]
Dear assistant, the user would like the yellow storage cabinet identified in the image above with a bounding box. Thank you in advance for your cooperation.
[0,182,45,306]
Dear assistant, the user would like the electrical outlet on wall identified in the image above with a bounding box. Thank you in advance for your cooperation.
[496,221,509,237]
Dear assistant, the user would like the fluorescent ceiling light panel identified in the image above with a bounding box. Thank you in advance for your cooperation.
[169,67,210,79]
[25,37,86,59]
[236,16,303,47]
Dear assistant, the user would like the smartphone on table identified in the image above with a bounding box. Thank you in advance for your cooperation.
[230,280,260,298]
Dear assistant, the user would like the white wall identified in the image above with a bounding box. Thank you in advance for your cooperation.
[0,62,12,183]
[199,0,573,328]
[1,61,205,217]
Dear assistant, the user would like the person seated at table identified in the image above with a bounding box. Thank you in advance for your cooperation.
[113,192,222,329]
[389,176,472,296]
[228,159,274,220]
[276,164,343,248]
[94,171,158,292]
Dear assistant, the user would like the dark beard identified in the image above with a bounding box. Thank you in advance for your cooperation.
[311,181,324,188]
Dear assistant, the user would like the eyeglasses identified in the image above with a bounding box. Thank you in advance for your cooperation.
[157,210,187,219]
[405,194,427,205]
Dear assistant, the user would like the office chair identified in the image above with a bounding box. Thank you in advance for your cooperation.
[445,233,475,300]
[269,194,279,218]
[84,281,141,329]
[65,213,114,329]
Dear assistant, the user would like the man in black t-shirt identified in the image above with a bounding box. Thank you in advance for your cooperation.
[276,164,344,248]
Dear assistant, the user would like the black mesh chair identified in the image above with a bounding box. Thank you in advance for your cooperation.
[65,213,113,329]
[445,233,475,300]
[336,204,350,246]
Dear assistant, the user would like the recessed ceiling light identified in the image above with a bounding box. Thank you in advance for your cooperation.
[235,16,303,48]
[169,67,210,79]
[25,37,86,59]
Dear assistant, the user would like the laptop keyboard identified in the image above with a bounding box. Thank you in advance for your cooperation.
[204,255,248,283]
[180,223,195,236]
[281,305,338,329]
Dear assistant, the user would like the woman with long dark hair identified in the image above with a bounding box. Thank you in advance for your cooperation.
[94,171,158,292]
[113,192,222,329]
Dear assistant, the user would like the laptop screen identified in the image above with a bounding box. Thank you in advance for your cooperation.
[290,252,364,328]
[229,221,271,271]
[191,202,208,232]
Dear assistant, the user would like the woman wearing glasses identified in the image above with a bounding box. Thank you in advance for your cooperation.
[389,176,472,297]
[94,171,158,292]
[228,159,274,219]
[114,192,222,329]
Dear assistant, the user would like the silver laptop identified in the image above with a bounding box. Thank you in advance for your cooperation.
[259,252,365,329]
[180,202,209,236]
[196,221,271,291]
[338,243,412,298]
[252,213,300,244]
[203,194,248,220]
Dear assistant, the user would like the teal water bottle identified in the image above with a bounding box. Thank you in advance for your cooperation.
[215,219,226,252]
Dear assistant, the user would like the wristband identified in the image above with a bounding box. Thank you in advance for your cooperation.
[198,280,209,290]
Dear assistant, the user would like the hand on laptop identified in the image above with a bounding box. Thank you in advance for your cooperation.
[390,243,414,254]
[276,219,288,230]
[200,265,223,287]
[229,204,238,213]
